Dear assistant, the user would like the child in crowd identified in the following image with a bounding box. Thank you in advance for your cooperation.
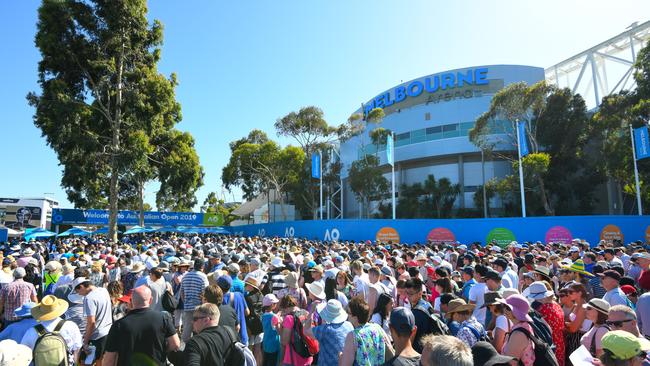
[261,294,281,366]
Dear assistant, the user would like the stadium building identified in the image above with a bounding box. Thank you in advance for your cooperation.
[339,65,544,218]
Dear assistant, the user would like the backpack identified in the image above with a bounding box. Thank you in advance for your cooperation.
[33,320,69,366]
[511,326,559,366]
[291,310,319,358]
[528,310,555,351]
[462,323,489,342]
[161,284,178,313]
[245,292,263,335]
[224,325,257,366]
[413,303,449,336]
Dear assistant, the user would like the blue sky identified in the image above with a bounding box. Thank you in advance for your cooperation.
[1,1,649,210]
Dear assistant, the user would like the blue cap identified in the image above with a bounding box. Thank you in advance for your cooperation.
[390,307,415,334]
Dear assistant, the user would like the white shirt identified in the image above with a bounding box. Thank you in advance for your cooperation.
[53,273,74,291]
[505,268,519,289]
[469,282,488,324]
[353,274,370,301]
[21,317,82,364]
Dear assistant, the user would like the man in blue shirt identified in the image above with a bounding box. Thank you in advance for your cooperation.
[461,267,476,301]
[0,302,37,342]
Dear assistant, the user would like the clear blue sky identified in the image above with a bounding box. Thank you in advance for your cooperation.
[1,1,649,210]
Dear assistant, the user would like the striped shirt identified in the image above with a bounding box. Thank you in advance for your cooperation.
[268,269,287,295]
[588,277,607,299]
[180,270,208,311]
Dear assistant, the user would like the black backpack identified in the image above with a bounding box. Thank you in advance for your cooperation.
[511,327,559,366]
[528,310,555,351]
[413,304,449,336]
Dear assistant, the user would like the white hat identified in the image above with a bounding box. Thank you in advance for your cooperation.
[0,339,32,366]
[569,246,580,253]
[271,257,283,268]
[319,299,347,324]
[306,281,326,300]
[523,281,554,301]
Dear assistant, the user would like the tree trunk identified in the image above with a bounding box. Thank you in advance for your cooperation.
[537,176,554,216]
[138,180,145,226]
[108,42,124,243]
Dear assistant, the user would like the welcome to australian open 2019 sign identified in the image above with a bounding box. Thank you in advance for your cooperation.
[51,208,222,227]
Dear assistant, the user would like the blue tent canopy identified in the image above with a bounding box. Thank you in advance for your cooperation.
[24,228,57,240]
[123,226,149,235]
[57,227,92,237]
[92,227,122,235]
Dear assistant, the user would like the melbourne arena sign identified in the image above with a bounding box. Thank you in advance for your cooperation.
[363,67,490,116]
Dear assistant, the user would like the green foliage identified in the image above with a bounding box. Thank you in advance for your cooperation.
[369,127,392,149]
[473,178,498,216]
[201,192,238,225]
[422,175,461,218]
[28,0,203,238]
[348,155,389,218]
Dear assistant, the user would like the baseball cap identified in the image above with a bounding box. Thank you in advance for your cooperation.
[483,269,501,281]
[389,307,415,334]
[620,285,637,295]
[601,330,650,360]
[599,269,622,282]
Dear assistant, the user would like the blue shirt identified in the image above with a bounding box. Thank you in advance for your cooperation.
[180,271,208,310]
[0,318,38,343]
[462,278,476,301]
[261,312,281,353]
[223,291,249,344]
[312,321,354,366]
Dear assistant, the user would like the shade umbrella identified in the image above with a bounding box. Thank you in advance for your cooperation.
[155,226,180,233]
[92,227,121,235]
[207,227,230,234]
[24,228,57,240]
[123,226,148,235]
[57,227,92,237]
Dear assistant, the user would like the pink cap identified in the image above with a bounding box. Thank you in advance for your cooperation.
[262,294,279,307]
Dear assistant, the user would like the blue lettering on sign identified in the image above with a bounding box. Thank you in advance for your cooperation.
[363,67,490,117]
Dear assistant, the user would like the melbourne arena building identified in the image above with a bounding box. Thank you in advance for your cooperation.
[339,65,545,218]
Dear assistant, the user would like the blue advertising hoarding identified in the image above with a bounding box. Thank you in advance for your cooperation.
[52,208,213,226]
[229,215,650,247]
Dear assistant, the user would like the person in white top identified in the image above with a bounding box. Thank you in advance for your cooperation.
[601,270,629,306]
[468,265,489,324]
[21,295,82,365]
[350,260,370,302]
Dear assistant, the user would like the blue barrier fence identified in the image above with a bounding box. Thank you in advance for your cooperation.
[229,216,650,246]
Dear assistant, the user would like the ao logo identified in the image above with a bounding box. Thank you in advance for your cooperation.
[258,228,266,237]
[324,228,340,241]
[285,226,295,237]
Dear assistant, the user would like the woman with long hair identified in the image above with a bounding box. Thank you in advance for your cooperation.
[369,292,393,342]
[580,298,611,358]
[562,283,590,366]
[325,276,349,308]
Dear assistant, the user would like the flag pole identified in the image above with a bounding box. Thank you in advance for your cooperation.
[516,120,526,218]
[319,151,323,220]
[630,124,643,216]
[391,132,396,220]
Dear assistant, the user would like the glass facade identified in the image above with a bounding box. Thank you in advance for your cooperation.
[358,120,512,159]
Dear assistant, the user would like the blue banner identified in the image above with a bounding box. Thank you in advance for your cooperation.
[518,120,529,157]
[229,215,650,247]
[386,134,394,166]
[634,126,650,160]
[52,208,204,226]
[311,153,321,179]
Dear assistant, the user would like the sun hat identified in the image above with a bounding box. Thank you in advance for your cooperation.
[583,298,610,315]
[14,302,36,318]
[21,248,35,256]
[472,341,516,366]
[31,295,69,321]
[62,263,76,275]
[601,330,650,360]
[319,299,348,324]
[559,258,573,266]
[44,261,62,273]
[228,263,240,273]
[244,277,260,291]
[67,292,84,304]
[309,264,324,274]
[70,277,90,290]
[157,261,170,272]
[262,294,279,307]
[306,281,326,300]
[533,266,552,281]
[502,288,520,299]
[446,298,476,317]
[271,257,284,268]
[0,339,33,366]
[563,259,594,277]
[130,262,146,273]
[523,281,554,301]
[284,271,299,289]
[504,294,532,322]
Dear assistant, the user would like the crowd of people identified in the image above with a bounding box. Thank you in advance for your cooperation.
[0,232,649,366]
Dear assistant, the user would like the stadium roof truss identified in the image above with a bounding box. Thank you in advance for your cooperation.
[545,20,650,110]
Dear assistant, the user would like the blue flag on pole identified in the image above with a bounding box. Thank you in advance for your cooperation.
[518,121,529,157]
[311,153,321,178]
[634,126,650,160]
[386,134,394,166]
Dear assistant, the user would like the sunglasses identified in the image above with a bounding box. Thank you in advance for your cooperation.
[605,319,634,328]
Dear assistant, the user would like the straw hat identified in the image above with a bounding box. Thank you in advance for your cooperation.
[532,266,552,282]
[62,264,76,275]
[284,271,299,289]
[244,277,260,291]
[45,261,62,273]
[446,298,475,317]
[31,295,69,321]
[130,262,146,273]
